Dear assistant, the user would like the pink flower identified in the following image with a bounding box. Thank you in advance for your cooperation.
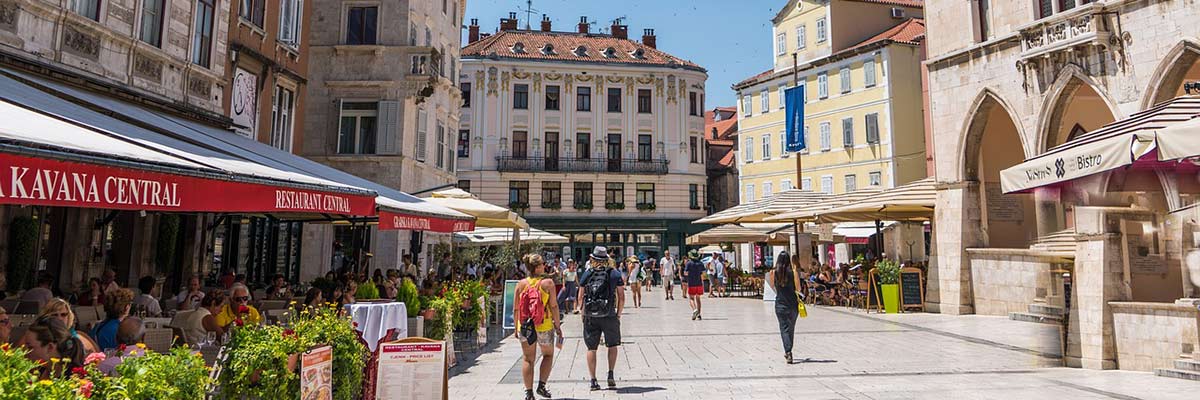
[78,379,94,398]
[238,305,250,314]
[84,352,106,365]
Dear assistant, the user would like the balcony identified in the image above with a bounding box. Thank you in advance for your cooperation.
[496,157,669,175]
[1017,5,1114,62]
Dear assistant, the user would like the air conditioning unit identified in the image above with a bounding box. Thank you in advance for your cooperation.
[890,7,905,18]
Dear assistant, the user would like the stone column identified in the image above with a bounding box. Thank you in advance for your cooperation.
[933,182,983,315]
[1066,206,1134,369]
[299,224,335,283]
[925,219,941,312]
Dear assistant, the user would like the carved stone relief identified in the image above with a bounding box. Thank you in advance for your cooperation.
[62,25,100,60]
[500,71,510,92]
[487,67,498,96]
[132,52,163,83]
[0,1,18,32]
[188,76,212,98]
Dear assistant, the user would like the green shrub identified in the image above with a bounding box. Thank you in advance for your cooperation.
[398,278,420,318]
[356,280,380,300]
[876,259,900,285]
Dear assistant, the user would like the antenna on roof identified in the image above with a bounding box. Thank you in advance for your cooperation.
[519,0,539,30]
[611,16,627,25]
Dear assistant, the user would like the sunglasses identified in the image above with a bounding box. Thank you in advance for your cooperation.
[0,318,9,325]
[53,312,70,319]
[233,296,250,302]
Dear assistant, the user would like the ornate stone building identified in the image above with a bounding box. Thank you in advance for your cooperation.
[457,15,709,261]
[927,0,1200,373]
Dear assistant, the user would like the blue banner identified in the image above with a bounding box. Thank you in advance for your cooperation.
[785,86,806,152]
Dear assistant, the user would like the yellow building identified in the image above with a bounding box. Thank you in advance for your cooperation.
[733,0,928,201]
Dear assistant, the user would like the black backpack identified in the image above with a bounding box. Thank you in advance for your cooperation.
[582,266,614,318]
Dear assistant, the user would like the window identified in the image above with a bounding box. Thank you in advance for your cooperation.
[269,86,295,152]
[435,123,446,168]
[409,23,417,46]
[605,183,624,206]
[638,89,653,113]
[781,179,793,190]
[337,102,378,154]
[457,129,470,157]
[869,171,882,186]
[864,59,877,87]
[512,131,528,158]
[457,180,470,193]
[743,137,753,162]
[508,181,529,207]
[779,132,787,157]
[840,67,851,94]
[744,184,755,203]
[577,87,592,111]
[638,135,653,161]
[1037,0,1053,19]
[139,0,166,46]
[412,110,427,161]
[545,85,560,110]
[803,125,810,153]
[689,137,699,164]
[819,122,831,151]
[742,94,752,116]
[842,117,854,147]
[689,184,700,209]
[460,83,471,107]
[574,182,593,207]
[576,132,590,158]
[513,84,529,109]
[760,89,769,114]
[763,182,773,198]
[816,18,827,42]
[820,176,833,194]
[346,7,378,45]
[607,88,621,112]
[761,134,770,160]
[410,55,427,74]
[688,92,698,116]
[191,0,215,67]
[70,0,100,20]
[866,113,880,144]
[778,84,786,110]
[279,0,302,46]
[775,33,786,55]
[801,178,812,191]
[817,73,828,99]
[425,27,431,46]
[542,182,561,208]
[796,25,806,49]
[636,183,655,208]
[844,175,857,192]
[975,0,991,42]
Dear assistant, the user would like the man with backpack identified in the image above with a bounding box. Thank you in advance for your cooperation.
[576,247,625,391]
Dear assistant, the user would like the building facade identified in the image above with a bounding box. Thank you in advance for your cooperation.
[926,0,1200,373]
[224,0,310,152]
[458,15,709,261]
[303,0,465,271]
[733,0,927,203]
[705,106,739,214]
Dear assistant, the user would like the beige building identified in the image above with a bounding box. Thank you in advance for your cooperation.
[927,0,1200,375]
[458,15,709,261]
[303,0,465,270]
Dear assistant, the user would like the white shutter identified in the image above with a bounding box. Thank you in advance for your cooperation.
[335,99,345,153]
[416,110,428,161]
[376,101,400,154]
[866,113,879,144]
[864,59,876,87]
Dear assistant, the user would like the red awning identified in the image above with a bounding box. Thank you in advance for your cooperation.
[0,153,376,215]
[378,209,476,233]
[845,237,871,245]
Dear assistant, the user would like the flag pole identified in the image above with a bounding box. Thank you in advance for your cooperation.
[792,53,805,261]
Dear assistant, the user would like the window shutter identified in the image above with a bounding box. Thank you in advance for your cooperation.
[376,101,400,154]
[842,118,853,147]
[335,99,345,152]
[866,113,879,144]
[416,110,428,161]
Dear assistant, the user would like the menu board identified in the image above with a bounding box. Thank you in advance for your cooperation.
[502,280,519,330]
[376,341,446,400]
[300,345,333,400]
[818,224,834,242]
[899,268,925,311]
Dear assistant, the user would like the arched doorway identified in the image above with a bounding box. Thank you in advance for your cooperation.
[962,93,1036,248]
[1040,78,1119,233]
[1144,41,1200,108]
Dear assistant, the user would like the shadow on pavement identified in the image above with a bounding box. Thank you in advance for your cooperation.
[614,386,666,394]
[793,358,838,364]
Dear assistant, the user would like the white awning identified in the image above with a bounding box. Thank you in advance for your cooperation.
[453,227,567,246]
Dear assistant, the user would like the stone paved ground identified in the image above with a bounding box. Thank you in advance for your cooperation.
[449,290,1200,399]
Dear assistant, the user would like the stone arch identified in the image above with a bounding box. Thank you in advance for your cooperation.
[1035,65,1122,155]
[958,89,1028,181]
[1142,39,1200,109]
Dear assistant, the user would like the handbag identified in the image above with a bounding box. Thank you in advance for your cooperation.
[796,294,808,318]
[520,318,538,345]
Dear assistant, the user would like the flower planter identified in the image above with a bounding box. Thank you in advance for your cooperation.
[420,308,436,320]
[881,284,900,314]
[408,317,424,338]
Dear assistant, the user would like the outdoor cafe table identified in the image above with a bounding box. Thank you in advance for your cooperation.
[343,301,408,351]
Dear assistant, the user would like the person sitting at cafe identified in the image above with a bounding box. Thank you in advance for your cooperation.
[38,298,99,354]
[302,288,324,310]
[78,277,106,307]
[22,316,85,378]
[215,285,262,328]
[0,306,11,344]
[98,316,147,375]
[101,269,121,296]
[91,288,133,351]
[265,274,292,300]
[21,273,56,311]
[132,276,162,317]
[337,281,357,309]
[175,275,205,311]
[179,290,224,347]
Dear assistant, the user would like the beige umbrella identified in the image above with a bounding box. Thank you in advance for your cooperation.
[686,224,808,245]
[423,188,528,229]
[454,227,568,246]
[815,178,937,223]
[765,187,887,222]
[694,189,828,224]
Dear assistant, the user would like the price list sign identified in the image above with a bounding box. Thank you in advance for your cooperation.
[376,341,446,400]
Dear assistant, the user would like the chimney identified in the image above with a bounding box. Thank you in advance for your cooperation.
[577,16,590,34]
[500,12,518,31]
[468,18,480,43]
[611,21,628,39]
[642,28,657,49]
[540,14,552,32]
[480,32,491,40]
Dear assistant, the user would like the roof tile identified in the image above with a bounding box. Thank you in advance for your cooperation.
[462,30,704,71]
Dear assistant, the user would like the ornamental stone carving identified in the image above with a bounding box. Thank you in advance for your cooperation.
[132,52,163,83]
[606,76,624,84]
[625,76,634,91]
[0,1,18,32]
[188,76,212,98]
[474,70,484,88]
[62,25,100,60]
[487,67,498,96]
[500,71,510,92]
[544,72,562,81]
[666,75,677,103]
[679,79,687,99]
[564,74,573,93]
[512,71,531,79]
[635,76,654,85]
[655,78,663,97]
[532,72,542,92]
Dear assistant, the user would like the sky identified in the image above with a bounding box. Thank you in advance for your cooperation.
[462,0,782,107]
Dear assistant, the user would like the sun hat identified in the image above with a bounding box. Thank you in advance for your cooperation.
[687,250,699,260]
[591,247,609,260]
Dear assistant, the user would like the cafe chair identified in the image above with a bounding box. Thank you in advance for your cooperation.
[143,328,174,353]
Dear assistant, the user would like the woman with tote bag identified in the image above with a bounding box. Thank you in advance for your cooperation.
[766,251,804,364]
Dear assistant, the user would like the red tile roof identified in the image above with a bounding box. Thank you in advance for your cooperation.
[843,0,924,8]
[735,69,776,88]
[704,107,739,141]
[461,30,704,72]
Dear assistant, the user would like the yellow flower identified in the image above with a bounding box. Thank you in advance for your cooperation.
[135,343,146,349]
[50,358,61,364]
[39,380,53,386]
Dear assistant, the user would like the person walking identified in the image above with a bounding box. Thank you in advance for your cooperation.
[683,250,706,320]
[659,251,676,300]
[577,247,625,391]
[513,254,562,400]
[625,256,643,309]
[767,251,803,364]
[558,259,580,315]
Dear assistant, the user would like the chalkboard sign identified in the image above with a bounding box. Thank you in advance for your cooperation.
[865,270,883,313]
[899,267,924,311]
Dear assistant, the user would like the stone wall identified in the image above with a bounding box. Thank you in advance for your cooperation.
[966,249,1055,316]
[1110,301,1200,371]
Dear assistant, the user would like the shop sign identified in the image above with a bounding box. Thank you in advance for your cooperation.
[1000,136,1133,193]
[377,209,475,233]
[231,68,257,138]
[0,153,376,215]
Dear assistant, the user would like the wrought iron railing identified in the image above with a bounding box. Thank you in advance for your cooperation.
[496,157,668,174]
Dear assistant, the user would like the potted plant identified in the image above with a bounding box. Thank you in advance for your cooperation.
[398,278,423,337]
[876,259,901,314]
[356,280,380,301]
[418,295,437,320]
